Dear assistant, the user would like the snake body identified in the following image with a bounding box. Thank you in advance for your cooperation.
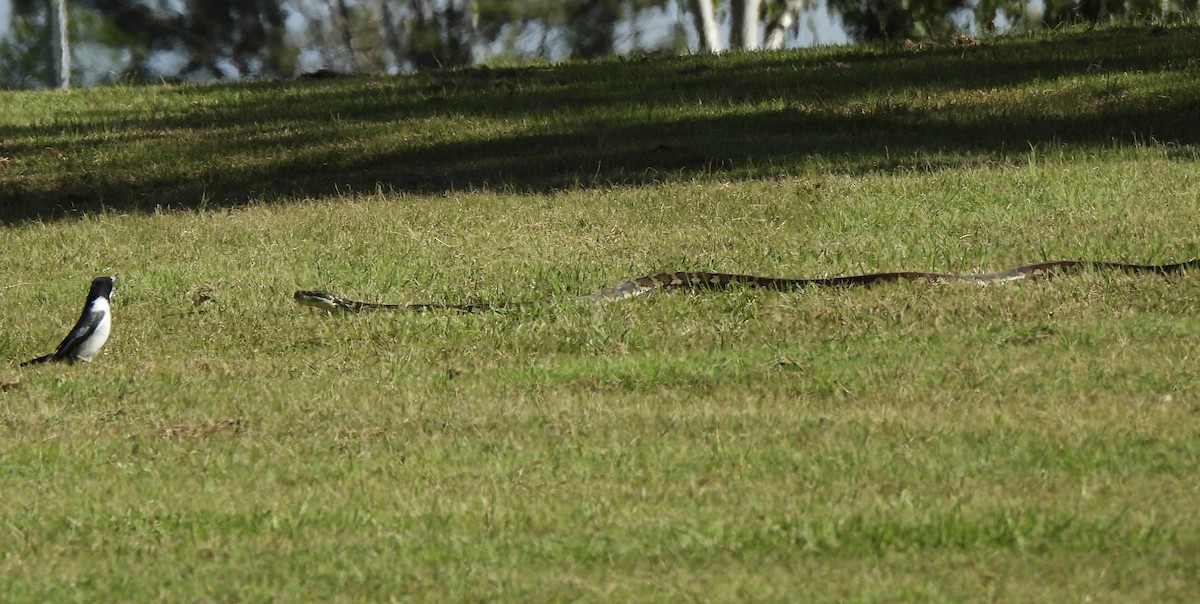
[292,290,494,313]
[294,259,1200,313]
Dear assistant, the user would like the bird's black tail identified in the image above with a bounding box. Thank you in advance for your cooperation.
[20,354,53,367]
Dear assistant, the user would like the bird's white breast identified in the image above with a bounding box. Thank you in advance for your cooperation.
[75,298,112,362]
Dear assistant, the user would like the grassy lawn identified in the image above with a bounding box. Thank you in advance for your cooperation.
[2,25,1199,601]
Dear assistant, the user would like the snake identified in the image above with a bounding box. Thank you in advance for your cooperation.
[293,258,1199,312]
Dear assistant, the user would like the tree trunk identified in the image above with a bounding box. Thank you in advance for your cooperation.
[377,0,406,66]
[729,0,761,50]
[48,0,69,88]
[764,0,807,50]
[688,0,722,53]
[334,0,360,73]
[443,1,475,67]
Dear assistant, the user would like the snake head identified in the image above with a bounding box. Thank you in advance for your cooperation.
[293,290,344,312]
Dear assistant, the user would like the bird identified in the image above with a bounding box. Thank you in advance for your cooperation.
[21,276,115,367]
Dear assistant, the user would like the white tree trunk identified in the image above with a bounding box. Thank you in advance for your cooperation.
[764,0,807,50]
[688,0,722,53]
[729,0,761,50]
[48,0,69,88]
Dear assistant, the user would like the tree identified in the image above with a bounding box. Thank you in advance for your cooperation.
[686,0,813,53]
[2,2,50,88]
[566,0,622,58]
[829,0,971,40]
[306,0,478,72]
[1038,0,1197,26]
[764,0,808,50]
[690,0,722,51]
[71,0,293,80]
[334,0,361,72]
[48,0,70,88]
[295,1,641,74]
[474,0,671,61]
[729,0,763,49]
[10,0,1199,90]
[1,0,68,88]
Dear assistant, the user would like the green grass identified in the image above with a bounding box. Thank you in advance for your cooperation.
[2,25,1200,602]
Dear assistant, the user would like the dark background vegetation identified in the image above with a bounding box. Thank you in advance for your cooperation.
[2,0,1197,89]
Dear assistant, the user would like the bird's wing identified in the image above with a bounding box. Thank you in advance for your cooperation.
[52,308,107,359]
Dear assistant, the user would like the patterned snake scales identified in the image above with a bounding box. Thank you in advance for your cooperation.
[294,259,1199,312]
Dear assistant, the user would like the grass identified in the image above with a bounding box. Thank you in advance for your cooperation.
[2,24,1200,602]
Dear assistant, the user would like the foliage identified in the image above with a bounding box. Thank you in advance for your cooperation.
[1039,0,1200,26]
[0,9,51,89]
[476,0,674,60]
[817,0,1199,40]
[403,0,476,69]
[8,0,1200,87]
[67,0,293,80]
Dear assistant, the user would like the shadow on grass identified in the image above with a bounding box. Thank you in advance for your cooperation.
[1,26,1198,224]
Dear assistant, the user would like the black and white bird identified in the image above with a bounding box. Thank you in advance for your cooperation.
[21,276,115,367]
